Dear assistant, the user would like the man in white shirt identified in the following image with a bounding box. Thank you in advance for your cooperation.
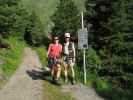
[63,33,76,84]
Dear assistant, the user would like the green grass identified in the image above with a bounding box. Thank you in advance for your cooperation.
[33,46,47,67]
[77,69,133,100]
[43,81,74,100]
[90,76,133,100]
[0,37,26,79]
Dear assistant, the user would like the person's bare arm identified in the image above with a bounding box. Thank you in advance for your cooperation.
[47,44,52,57]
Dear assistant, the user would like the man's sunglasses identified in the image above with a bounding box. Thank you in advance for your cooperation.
[65,37,70,38]
[54,38,59,40]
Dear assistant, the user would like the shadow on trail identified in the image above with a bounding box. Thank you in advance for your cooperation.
[26,69,56,85]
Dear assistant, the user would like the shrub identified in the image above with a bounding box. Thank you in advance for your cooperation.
[76,47,102,83]
[0,36,26,78]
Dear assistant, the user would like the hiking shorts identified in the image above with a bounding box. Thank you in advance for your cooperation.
[63,56,75,67]
[48,58,61,69]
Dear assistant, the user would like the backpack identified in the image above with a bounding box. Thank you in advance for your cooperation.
[68,42,75,58]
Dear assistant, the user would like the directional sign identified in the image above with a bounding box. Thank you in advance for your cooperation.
[78,28,88,49]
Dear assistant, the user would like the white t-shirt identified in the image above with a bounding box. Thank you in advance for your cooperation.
[63,42,75,57]
[64,42,69,55]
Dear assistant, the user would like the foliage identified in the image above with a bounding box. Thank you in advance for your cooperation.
[76,48,101,83]
[51,0,80,38]
[24,11,45,45]
[85,0,133,99]
[86,48,102,74]
[21,0,85,36]
[21,0,59,35]
[0,36,26,78]
[21,0,85,45]
[0,0,30,38]
[0,0,46,45]
[76,48,101,70]
[95,78,133,100]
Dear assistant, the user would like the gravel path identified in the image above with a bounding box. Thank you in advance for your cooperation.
[62,84,105,100]
[0,47,106,100]
[0,47,44,100]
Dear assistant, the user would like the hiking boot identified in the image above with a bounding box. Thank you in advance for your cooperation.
[71,78,76,85]
[64,77,68,83]
[54,79,61,86]
[52,77,55,83]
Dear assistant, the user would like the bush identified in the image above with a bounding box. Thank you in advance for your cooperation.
[95,77,132,100]
[86,48,102,74]
[76,48,101,73]
[0,36,26,78]
[76,47,102,83]
[95,78,111,92]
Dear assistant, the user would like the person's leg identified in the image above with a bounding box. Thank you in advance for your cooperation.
[51,64,61,85]
[70,66,75,78]
[69,61,75,84]
[55,64,61,80]
[49,58,54,79]
[51,64,56,80]
[51,58,57,81]
[64,63,69,82]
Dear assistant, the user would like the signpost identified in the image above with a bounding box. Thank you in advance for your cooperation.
[78,28,88,49]
[78,12,88,84]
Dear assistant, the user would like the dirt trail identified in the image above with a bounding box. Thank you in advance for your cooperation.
[62,84,105,100]
[0,47,44,100]
[0,47,105,100]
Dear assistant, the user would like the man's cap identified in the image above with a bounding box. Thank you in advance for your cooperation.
[64,33,70,38]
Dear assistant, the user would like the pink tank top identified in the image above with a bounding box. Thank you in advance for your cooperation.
[48,43,62,58]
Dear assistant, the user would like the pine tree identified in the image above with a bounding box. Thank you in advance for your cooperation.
[51,0,80,37]
[85,0,133,90]
[0,0,44,45]
[0,0,30,37]
[24,11,44,45]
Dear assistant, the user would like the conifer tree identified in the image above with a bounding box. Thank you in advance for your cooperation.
[0,0,29,37]
[85,0,133,89]
[51,0,80,37]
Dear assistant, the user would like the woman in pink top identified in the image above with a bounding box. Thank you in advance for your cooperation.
[47,36,62,85]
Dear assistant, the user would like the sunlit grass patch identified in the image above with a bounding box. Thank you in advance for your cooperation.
[0,37,26,79]
[33,46,47,67]
[43,81,74,100]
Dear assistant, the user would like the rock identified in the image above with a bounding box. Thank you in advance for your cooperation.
[0,59,4,65]
[0,74,5,81]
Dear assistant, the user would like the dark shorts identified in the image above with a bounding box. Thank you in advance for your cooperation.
[48,58,60,68]
[63,56,75,66]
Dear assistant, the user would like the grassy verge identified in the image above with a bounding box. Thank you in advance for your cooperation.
[0,37,26,88]
[33,46,47,67]
[76,47,132,100]
[43,81,74,100]
[94,77,133,100]
[84,73,133,100]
